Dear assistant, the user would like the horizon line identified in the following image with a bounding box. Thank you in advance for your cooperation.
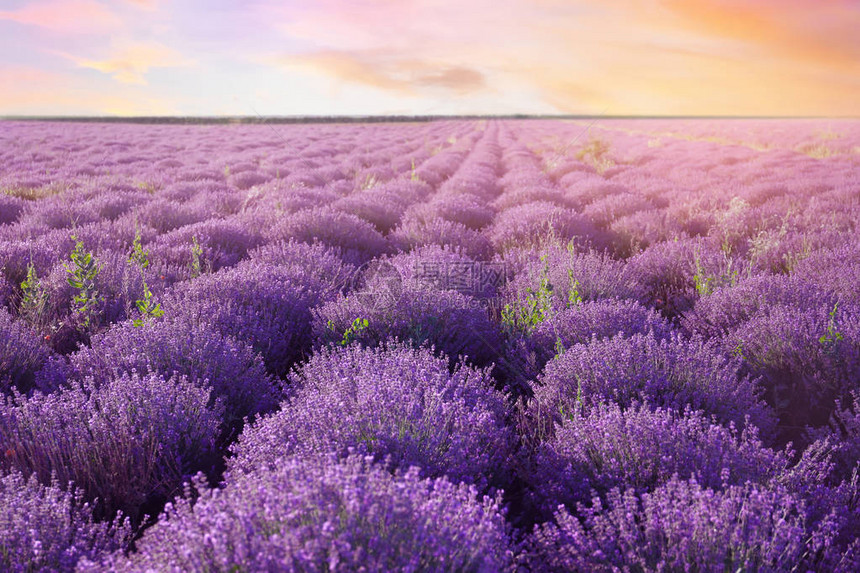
[2,114,859,124]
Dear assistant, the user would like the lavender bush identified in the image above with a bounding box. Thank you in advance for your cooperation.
[89,453,514,572]
[0,371,223,520]
[0,308,53,394]
[409,192,497,230]
[149,217,264,272]
[682,274,835,339]
[529,299,674,366]
[0,469,131,573]
[245,239,355,290]
[521,476,859,572]
[532,332,776,438]
[488,201,599,252]
[267,206,389,264]
[230,343,514,491]
[313,272,506,371]
[728,301,860,434]
[526,401,789,518]
[389,215,495,260]
[69,318,279,426]
[626,235,739,317]
[331,190,409,234]
[0,195,24,225]
[163,261,326,375]
[502,245,642,310]
[791,240,860,305]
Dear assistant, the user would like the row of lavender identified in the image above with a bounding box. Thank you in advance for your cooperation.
[0,118,859,571]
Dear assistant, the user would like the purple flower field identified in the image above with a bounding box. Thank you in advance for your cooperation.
[1,117,859,571]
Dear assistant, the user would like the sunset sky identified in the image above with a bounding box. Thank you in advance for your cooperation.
[1,0,858,116]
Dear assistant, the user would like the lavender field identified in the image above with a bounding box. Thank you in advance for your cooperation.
[1,118,860,571]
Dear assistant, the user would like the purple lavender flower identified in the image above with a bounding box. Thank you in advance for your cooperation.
[163,260,329,375]
[268,206,389,265]
[533,332,776,437]
[526,401,789,518]
[314,283,506,372]
[390,215,494,260]
[529,299,674,367]
[488,201,599,253]
[626,235,737,317]
[149,217,264,272]
[521,476,857,572]
[0,469,131,573]
[0,195,25,225]
[429,192,497,229]
[0,371,223,520]
[502,245,643,311]
[0,309,53,395]
[93,453,514,572]
[331,190,410,234]
[70,318,279,425]
[230,343,514,491]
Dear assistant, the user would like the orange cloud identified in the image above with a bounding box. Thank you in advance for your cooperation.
[287,52,408,93]
[268,0,859,116]
[415,67,485,92]
[285,51,487,95]
[123,0,158,9]
[56,43,193,85]
[661,0,860,68]
[0,0,122,34]
[4,0,856,116]
[0,65,177,115]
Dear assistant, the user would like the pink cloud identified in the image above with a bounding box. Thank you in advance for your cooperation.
[267,0,860,115]
[123,0,158,9]
[0,0,123,34]
[2,0,857,116]
[55,42,194,85]
[286,50,487,95]
[660,0,860,66]
[0,64,176,115]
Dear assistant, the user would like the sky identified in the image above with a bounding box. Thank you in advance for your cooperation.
[0,0,858,117]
